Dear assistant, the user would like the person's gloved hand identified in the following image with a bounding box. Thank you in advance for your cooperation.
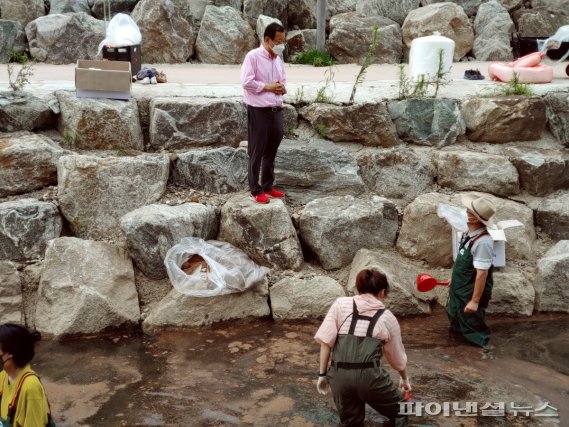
[317,375,331,395]
[399,377,412,392]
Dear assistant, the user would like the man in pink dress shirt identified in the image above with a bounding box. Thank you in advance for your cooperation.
[240,22,287,204]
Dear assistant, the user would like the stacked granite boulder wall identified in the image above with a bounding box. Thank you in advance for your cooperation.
[0,20,27,63]
[299,195,399,270]
[142,281,270,332]
[120,203,218,280]
[543,92,569,147]
[472,0,515,61]
[149,98,247,150]
[0,261,24,324]
[57,154,169,241]
[219,196,303,271]
[0,93,59,133]
[35,237,141,336]
[534,241,569,313]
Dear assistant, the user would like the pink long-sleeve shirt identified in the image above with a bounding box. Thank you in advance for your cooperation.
[240,45,286,108]
[315,294,408,372]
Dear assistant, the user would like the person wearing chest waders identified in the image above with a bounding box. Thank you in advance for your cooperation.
[0,324,54,427]
[448,194,497,348]
[314,270,409,427]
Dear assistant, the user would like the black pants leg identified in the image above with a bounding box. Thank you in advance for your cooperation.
[247,106,283,195]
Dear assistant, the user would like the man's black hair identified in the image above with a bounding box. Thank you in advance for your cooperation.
[264,22,285,40]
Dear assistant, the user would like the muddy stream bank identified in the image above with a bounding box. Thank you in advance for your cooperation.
[33,309,568,426]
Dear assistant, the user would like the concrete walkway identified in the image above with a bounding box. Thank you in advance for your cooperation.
[1,61,567,102]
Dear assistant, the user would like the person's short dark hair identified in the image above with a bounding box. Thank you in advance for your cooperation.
[0,323,41,367]
[355,269,389,296]
[264,22,285,40]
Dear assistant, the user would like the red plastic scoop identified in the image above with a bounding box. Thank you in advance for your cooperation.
[416,274,451,292]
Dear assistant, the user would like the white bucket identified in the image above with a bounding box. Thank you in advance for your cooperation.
[409,34,455,82]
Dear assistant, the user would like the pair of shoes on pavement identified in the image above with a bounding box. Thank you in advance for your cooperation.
[250,188,285,204]
[464,69,485,80]
[140,76,158,84]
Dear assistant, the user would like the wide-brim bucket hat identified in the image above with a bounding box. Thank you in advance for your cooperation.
[461,194,496,227]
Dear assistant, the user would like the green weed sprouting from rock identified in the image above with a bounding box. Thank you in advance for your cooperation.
[314,64,336,104]
[62,128,82,148]
[293,85,310,107]
[397,49,450,100]
[7,48,34,92]
[316,124,328,138]
[293,48,335,67]
[349,25,379,105]
[498,72,534,96]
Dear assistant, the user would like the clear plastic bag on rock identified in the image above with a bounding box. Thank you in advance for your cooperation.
[164,237,270,297]
[98,13,142,53]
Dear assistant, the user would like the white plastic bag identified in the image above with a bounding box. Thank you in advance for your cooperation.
[539,25,569,63]
[164,237,270,297]
[437,203,467,231]
[98,13,142,53]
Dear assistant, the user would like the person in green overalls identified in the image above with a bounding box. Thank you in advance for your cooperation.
[314,269,409,427]
[448,194,497,348]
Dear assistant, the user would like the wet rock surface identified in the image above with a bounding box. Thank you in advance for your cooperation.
[34,311,569,426]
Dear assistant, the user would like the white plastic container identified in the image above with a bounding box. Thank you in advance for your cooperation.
[409,34,455,82]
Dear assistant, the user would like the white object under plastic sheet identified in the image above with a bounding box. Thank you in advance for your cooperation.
[539,25,569,63]
[409,33,455,82]
[164,237,270,297]
[98,13,142,53]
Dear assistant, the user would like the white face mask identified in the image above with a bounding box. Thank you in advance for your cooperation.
[272,43,285,56]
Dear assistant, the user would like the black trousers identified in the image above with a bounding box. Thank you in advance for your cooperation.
[246,105,284,195]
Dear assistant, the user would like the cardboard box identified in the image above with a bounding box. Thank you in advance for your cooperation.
[75,60,132,100]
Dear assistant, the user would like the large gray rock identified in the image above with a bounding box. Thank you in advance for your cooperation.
[149,97,247,150]
[132,0,194,63]
[0,133,68,197]
[58,154,169,241]
[49,0,90,14]
[420,0,483,17]
[507,148,569,196]
[25,12,105,64]
[196,6,257,64]
[387,98,465,147]
[56,91,143,151]
[356,0,420,25]
[0,0,44,27]
[286,29,317,57]
[271,275,345,321]
[288,0,356,29]
[544,92,569,147]
[348,249,432,316]
[299,102,400,147]
[328,13,402,65]
[0,199,62,262]
[435,150,520,197]
[35,237,140,335]
[256,15,282,44]
[169,0,208,25]
[219,196,303,271]
[274,139,366,204]
[396,192,454,267]
[402,3,474,61]
[486,267,534,316]
[535,193,569,240]
[531,0,569,8]
[357,147,435,205]
[460,97,547,143]
[299,195,398,270]
[0,92,58,133]
[397,192,536,267]
[143,281,269,331]
[513,7,569,38]
[91,0,138,19]
[496,0,523,12]
[534,241,569,313]
[120,203,218,279]
[0,262,23,324]
[0,20,27,63]
[473,0,515,61]
[243,0,287,28]
[172,147,248,193]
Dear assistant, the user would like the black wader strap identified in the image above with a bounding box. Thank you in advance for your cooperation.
[348,299,386,336]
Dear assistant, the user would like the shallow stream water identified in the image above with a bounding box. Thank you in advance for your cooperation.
[33,309,568,426]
